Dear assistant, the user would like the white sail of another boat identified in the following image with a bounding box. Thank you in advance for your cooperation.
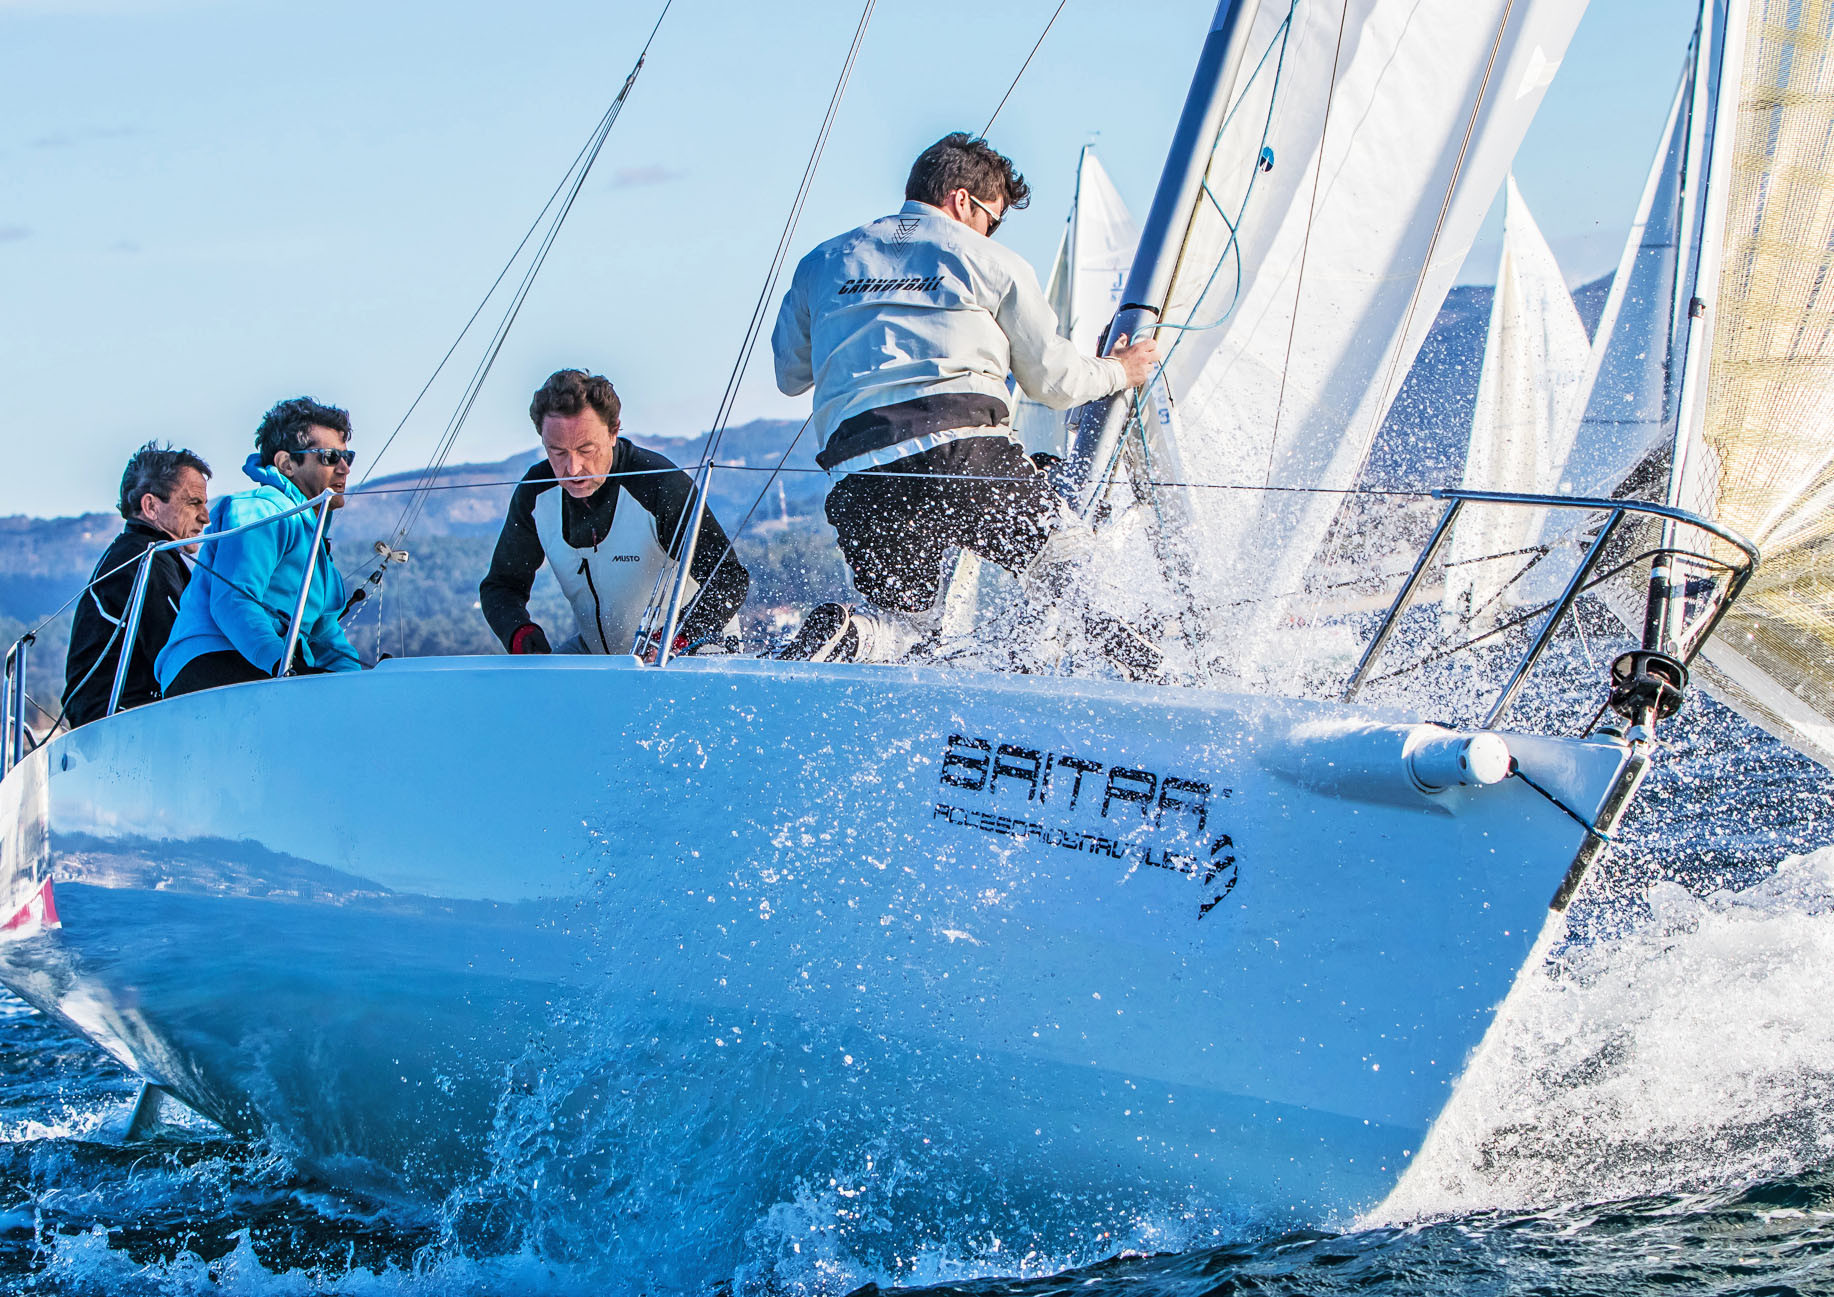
[1013,146,1140,458]
[1547,69,1693,505]
[1443,175,1592,626]
[1127,0,1591,688]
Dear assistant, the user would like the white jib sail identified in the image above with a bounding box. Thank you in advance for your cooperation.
[1443,175,1592,626]
[1669,0,1834,770]
[1148,0,1590,688]
[1549,68,1692,504]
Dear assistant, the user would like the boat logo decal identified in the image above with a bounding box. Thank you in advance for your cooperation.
[932,733,1239,919]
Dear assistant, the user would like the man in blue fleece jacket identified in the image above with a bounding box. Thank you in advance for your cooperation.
[157,397,363,697]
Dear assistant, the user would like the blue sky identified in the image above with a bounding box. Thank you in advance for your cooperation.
[1,0,1698,518]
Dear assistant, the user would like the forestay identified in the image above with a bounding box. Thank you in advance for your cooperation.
[1673,0,1834,768]
[1141,0,1589,686]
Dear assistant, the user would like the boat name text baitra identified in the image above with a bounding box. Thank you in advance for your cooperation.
[934,732,1239,918]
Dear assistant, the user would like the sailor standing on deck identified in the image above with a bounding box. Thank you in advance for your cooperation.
[480,369,750,658]
[769,131,1159,663]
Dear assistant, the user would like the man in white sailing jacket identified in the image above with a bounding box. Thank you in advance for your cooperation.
[480,368,750,658]
[769,131,1158,663]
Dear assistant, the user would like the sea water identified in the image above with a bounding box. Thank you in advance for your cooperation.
[1,695,1831,1295]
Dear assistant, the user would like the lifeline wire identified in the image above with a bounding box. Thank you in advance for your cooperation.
[381,0,674,553]
[646,0,877,660]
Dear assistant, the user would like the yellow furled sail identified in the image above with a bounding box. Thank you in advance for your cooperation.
[1681,0,1834,767]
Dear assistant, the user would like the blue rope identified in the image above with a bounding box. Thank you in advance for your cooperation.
[1096,2,1297,505]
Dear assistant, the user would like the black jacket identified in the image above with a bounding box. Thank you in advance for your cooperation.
[62,520,191,727]
[479,442,750,650]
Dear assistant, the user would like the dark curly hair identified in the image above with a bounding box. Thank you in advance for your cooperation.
[905,132,1031,212]
[255,397,352,464]
[117,442,211,521]
[529,369,621,432]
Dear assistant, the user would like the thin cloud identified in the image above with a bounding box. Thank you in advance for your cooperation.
[608,164,685,190]
[0,226,30,243]
[30,125,138,150]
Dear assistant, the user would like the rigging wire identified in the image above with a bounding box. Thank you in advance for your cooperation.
[1264,0,1353,484]
[1364,0,1517,450]
[642,0,877,659]
[375,0,674,553]
[982,0,1070,137]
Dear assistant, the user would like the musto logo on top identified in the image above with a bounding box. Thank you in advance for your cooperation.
[931,731,1239,918]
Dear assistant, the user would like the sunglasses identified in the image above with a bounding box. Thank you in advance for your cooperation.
[967,193,1005,236]
[292,447,357,468]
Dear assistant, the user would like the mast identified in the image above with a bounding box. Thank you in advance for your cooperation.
[1061,0,1260,511]
[1645,0,1748,653]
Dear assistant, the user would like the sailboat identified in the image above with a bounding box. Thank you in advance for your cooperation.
[0,0,1800,1272]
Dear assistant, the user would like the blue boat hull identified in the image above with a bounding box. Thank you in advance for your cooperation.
[0,655,1627,1257]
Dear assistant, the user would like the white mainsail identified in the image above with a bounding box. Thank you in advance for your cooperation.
[1668,0,1834,768]
[1136,0,1590,686]
[1443,175,1592,625]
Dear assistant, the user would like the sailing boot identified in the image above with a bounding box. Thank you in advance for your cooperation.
[846,606,939,663]
[776,602,856,662]
[776,603,937,664]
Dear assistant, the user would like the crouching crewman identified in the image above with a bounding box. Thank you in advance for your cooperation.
[480,368,750,658]
[156,397,364,697]
[62,442,212,726]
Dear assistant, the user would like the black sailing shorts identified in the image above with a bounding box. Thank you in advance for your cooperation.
[824,435,1061,614]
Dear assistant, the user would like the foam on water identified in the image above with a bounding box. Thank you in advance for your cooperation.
[1376,847,1834,1223]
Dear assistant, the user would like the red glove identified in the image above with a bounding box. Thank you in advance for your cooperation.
[510,624,551,655]
[641,631,690,664]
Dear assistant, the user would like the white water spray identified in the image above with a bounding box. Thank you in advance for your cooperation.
[1375,848,1834,1222]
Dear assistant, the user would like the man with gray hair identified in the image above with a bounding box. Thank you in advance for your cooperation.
[62,441,212,727]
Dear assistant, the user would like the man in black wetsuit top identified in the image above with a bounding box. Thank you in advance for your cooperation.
[480,368,750,658]
[62,442,212,726]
